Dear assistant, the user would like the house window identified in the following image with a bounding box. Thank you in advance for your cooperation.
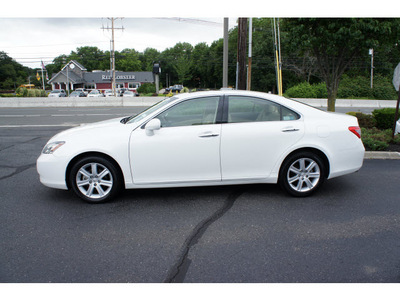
[84,83,96,90]
[128,82,139,89]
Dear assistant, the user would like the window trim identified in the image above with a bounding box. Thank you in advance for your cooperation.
[222,95,301,124]
[150,96,224,128]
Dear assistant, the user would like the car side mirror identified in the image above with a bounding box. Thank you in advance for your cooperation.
[145,118,161,136]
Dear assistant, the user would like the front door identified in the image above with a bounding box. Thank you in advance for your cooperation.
[129,96,222,184]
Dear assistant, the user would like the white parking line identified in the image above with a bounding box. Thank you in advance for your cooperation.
[0,124,78,128]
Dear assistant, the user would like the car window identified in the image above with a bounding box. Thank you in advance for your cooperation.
[227,96,300,123]
[157,96,220,128]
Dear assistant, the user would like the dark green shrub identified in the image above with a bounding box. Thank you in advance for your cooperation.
[285,82,317,98]
[313,82,328,98]
[361,127,391,151]
[362,137,389,151]
[372,108,396,129]
[393,134,400,145]
[137,83,156,94]
[337,75,373,99]
[346,112,376,128]
[15,87,28,97]
[27,89,36,97]
[372,75,397,100]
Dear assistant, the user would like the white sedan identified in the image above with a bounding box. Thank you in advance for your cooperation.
[87,90,104,97]
[37,91,365,203]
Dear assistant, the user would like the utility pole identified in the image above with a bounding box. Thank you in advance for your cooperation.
[247,18,252,90]
[223,18,229,88]
[369,48,374,89]
[102,18,124,96]
[273,18,283,96]
[236,18,247,90]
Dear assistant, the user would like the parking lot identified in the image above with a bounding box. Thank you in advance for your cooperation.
[1,107,400,283]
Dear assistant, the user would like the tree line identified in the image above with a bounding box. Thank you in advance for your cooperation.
[2,18,400,109]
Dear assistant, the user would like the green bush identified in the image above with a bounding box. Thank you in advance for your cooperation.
[372,108,396,129]
[372,75,397,100]
[27,89,36,97]
[337,75,396,100]
[285,82,328,98]
[137,83,156,94]
[362,137,389,151]
[337,75,373,99]
[361,127,391,151]
[346,112,376,128]
[285,82,317,98]
[15,87,28,97]
[313,82,328,98]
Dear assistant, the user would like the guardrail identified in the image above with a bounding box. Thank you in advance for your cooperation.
[0,96,398,108]
[0,96,163,108]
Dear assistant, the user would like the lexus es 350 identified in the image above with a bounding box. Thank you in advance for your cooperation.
[37,91,365,203]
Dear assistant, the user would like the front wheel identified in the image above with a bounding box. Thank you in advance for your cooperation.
[279,152,326,197]
[69,156,122,203]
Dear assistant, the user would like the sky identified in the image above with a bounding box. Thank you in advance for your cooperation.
[0,18,237,69]
[1,0,397,70]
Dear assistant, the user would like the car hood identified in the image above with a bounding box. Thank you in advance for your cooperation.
[50,117,128,141]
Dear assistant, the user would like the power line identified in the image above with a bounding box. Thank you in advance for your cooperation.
[2,41,108,50]
[157,18,222,27]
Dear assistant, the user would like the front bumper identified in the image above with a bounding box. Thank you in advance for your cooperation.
[36,153,69,190]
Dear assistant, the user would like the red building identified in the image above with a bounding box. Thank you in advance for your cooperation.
[48,60,154,92]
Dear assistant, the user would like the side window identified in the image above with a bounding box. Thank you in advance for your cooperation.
[227,96,300,123]
[157,96,220,128]
[282,106,300,121]
[227,96,281,123]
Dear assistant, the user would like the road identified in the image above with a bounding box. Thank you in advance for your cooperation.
[0,107,399,283]
[0,106,377,128]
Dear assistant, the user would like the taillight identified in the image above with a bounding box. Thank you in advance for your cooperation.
[349,126,361,139]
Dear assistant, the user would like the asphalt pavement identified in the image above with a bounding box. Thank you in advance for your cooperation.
[1,118,400,283]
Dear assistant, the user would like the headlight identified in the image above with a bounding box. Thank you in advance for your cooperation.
[42,141,65,154]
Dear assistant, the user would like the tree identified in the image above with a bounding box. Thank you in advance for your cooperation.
[139,48,161,71]
[160,42,193,86]
[69,46,106,71]
[284,18,400,111]
[116,48,142,71]
[0,51,30,89]
[191,42,210,88]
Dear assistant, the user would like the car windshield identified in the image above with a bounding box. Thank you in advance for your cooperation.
[51,90,61,93]
[125,96,178,124]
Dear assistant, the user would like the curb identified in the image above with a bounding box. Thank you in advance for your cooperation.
[364,151,400,160]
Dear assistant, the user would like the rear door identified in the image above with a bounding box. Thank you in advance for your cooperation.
[220,95,304,180]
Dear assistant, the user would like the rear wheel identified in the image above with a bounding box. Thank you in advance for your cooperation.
[69,156,122,203]
[279,152,326,197]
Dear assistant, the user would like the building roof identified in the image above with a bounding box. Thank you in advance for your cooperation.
[84,71,154,83]
[48,60,154,84]
[61,60,87,72]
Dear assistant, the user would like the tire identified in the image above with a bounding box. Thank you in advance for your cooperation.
[69,156,122,203]
[279,151,326,197]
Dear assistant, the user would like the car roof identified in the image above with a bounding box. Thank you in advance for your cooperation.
[170,90,326,117]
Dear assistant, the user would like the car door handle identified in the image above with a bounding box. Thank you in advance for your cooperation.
[282,127,300,132]
[198,132,220,138]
